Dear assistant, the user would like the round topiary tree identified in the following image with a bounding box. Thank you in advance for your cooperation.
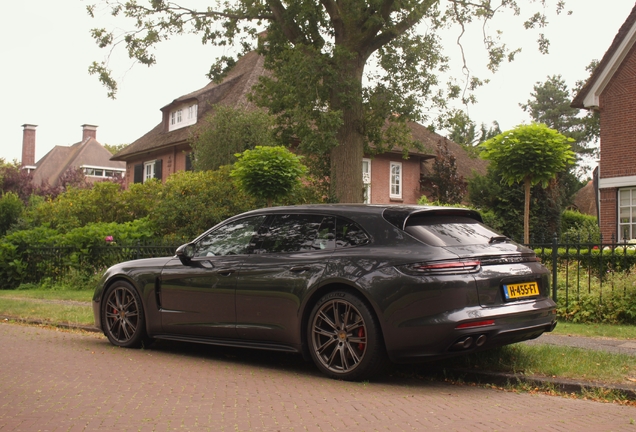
[480,123,575,244]
[231,146,308,207]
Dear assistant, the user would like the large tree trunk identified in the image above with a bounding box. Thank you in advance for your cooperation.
[524,177,531,244]
[330,56,365,203]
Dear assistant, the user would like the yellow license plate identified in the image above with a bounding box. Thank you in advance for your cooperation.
[503,281,540,300]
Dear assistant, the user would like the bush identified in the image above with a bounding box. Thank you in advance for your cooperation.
[0,192,24,235]
[23,181,160,232]
[148,167,263,239]
[561,209,599,243]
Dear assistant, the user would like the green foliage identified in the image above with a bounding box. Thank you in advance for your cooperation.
[88,0,566,202]
[103,143,129,155]
[148,167,262,239]
[23,180,160,232]
[561,210,600,243]
[555,268,636,325]
[467,166,566,242]
[190,106,277,171]
[480,124,576,188]
[427,141,466,204]
[231,146,308,207]
[0,220,157,289]
[440,109,501,150]
[521,73,599,159]
[0,192,24,236]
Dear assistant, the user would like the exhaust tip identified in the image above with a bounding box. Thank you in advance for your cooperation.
[475,334,487,347]
[451,336,474,350]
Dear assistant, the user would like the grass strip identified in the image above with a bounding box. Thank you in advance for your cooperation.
[0,297,94,327]
[552,322,636,339]
[443,343,636,385]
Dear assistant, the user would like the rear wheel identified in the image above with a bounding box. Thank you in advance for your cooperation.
[308,290,387,380]
[102,281,150,348]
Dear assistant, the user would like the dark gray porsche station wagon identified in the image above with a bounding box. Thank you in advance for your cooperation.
[93,204,557,380]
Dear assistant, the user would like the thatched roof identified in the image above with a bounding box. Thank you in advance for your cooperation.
[33,137,124,187]
[573,180,598,217]
[112,51,266,161]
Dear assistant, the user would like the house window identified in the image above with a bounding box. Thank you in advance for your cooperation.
[144,161,155,182]
[362,158,371,204]
[390,162,402,199]
[169,103,198,131]
[82,165,125,178]
[619,188,636,241]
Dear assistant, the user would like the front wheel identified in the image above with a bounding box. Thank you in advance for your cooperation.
[307,290,387,380]
[102,281,150,348]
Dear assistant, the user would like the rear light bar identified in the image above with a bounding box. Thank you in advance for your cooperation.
[455,319,495,329]
[399,260,481,275]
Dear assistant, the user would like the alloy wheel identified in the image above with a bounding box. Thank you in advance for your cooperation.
[311,299,367,374]
[104,285,140,344]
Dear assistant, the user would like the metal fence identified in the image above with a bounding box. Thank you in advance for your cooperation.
[18,237,636,310]
[528,234,636,309]
[21,242,180,284]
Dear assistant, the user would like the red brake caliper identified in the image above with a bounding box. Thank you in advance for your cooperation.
[357,327,365,351]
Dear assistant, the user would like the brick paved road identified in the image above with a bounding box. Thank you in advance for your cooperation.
[2,322,636,432]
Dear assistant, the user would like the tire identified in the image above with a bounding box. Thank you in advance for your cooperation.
[102,281,150,348]
[307,290,388,381]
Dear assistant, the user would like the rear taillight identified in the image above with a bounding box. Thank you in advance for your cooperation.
[398,259,481,275]
[455,319,495,329]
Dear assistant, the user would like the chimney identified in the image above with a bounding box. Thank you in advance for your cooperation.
[81,124,98,141]
[21,124,37,167]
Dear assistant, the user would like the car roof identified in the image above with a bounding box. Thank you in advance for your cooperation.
[235,204,483,230]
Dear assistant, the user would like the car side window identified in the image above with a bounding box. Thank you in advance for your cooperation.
[336,217,370,248]
[195,215,266,257]
[256,214,333,253]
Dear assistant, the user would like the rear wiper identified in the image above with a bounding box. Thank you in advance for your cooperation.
[489,235,510,244]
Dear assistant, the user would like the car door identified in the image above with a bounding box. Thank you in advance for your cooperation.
[235,214,335,345]
[159,215,266,338]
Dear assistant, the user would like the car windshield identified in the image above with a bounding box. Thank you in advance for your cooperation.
[404,215,504,247]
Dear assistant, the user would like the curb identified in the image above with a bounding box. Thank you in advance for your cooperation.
[3,315,636,400]
[449,368,636,400]
[1,315,100,333]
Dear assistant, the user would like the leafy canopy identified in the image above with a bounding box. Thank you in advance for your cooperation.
[231,146,307,206]
[190,105,277,171]
[480,123,575,188]
[87,0,570,202]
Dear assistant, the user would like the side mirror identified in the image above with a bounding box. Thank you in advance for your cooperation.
[176,243,196,264]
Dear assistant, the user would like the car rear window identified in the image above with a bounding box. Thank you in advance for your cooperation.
[404,215,504,246]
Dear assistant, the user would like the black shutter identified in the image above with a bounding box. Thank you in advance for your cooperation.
[133,163,143,183]
[154,159,163,181]
[185,153,193,171]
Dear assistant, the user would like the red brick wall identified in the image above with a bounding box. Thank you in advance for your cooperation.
[598,42,636,239]
[123,144,191,188]
[600,44,636,180]
[599,187,617,240]
[369,154,421,204]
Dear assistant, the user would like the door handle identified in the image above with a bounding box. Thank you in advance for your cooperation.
[290,266,311,273]
[215,269,235,277]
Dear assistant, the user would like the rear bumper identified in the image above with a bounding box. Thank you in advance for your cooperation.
[384,299,557,363]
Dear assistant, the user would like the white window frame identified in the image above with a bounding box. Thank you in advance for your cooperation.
[169,103,198,131]
[619,187,636,241]
[362,158,372,204]
[144,160,156,183]
[81,165,125,178]
[390,161,402,199]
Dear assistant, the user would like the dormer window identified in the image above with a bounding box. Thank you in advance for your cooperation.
[168,103,198,131]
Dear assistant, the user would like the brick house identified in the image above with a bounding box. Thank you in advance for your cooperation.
[21,124,126,187]
[112,51,484,204]
[572,4,636,241]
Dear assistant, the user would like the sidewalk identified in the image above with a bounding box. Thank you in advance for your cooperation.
[4,313,636,399]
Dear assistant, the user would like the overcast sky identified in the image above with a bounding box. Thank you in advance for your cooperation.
[1,1,634,163]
